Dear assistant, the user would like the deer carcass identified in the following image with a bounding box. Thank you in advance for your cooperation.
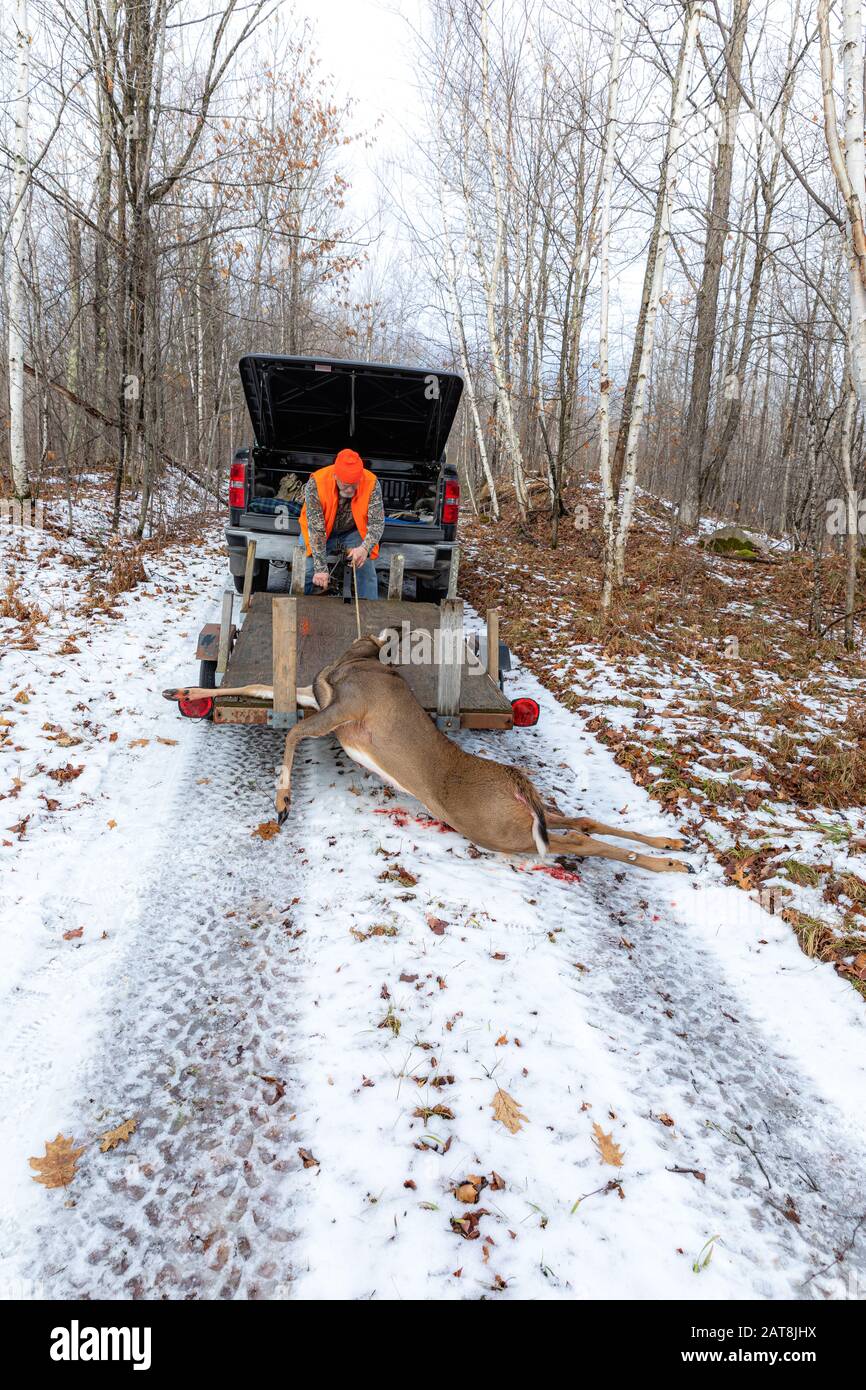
[165,633,693,874]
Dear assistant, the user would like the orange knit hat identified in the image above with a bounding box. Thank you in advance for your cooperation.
[333,448,364,484]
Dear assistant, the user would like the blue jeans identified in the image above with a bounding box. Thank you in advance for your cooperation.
[305,528,379,599]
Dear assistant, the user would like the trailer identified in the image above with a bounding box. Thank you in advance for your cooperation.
[176,544,535,734]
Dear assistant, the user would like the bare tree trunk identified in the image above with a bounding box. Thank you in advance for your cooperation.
[614,3,701,585]
[839,378,859,650]
[8,0,31,500]
[599,0,623,611]
[818,0,866,402]
[477,0,528,525]
[679,0,749,530]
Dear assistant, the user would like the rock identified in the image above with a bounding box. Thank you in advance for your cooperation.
[702,525,775,562]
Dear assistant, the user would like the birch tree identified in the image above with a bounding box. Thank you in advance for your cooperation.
[612,1,701,586]
[598,0,623,611]
[475,0,528,524]
[818,0,866,402]
[8,0,31,501]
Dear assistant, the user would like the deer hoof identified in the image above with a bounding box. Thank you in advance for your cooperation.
[685,862,696,874]
[162,688,182,701]
[277,808,288,828]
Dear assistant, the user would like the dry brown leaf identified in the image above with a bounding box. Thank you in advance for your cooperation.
[62,927,84,941]
[157,737,178,746]
[492,1088,527,1134]
[455,1182,480,1203]
[47,764,83,783]
[658,1112,675,1128]
[99,1117,137,1152]
[128,738,150,748]
[592,1121,625,1168]
[13,690,30,704]
[252,820,280,840]
[298,1147,320,1168]
[29,1134,86,1188]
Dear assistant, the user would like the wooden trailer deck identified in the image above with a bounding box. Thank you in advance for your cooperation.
[211,592,512,730]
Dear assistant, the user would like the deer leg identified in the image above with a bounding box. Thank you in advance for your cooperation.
[163,683,274,702]
[546,812,687,852]
[548,830,694,875]
[275,699,359,824]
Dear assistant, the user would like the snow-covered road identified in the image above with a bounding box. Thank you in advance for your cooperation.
[3,539,866,1301]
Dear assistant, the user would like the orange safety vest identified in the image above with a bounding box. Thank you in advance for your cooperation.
[299,464,379,560]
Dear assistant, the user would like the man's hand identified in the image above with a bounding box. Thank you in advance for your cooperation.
[312,569,329,590]
[346,544,368,568]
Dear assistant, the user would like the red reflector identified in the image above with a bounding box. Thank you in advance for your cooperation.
[178,695,214,718]
[511,697,539,727]
[442,503,459,523]
[229,459,246,509]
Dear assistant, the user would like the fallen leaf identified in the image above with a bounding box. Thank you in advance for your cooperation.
[658,1112,675,1128]
[62,927,84,941]
[47,764,84,783]
[252,821,280,840]
[128,738,149,748]
[157,737,178,746]
[298,1147,319,1169]
[490,1170,506,1190]
[99,1117,137,1152]
[29,1134,85,1188]
[413,1103,454,1121]
[107,819,117,829]
[14,690,30,704]
[492,1088,527,1135]
[426,914,448,935]
[450,1208,490,1240]
[592,1121,624,1168]
[378,863,418,887]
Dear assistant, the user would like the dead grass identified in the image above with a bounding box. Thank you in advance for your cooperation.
[461,489,866,1000]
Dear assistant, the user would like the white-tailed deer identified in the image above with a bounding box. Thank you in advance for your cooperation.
[164,633,694,874]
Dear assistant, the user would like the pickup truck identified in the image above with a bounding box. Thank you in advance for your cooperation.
[225,354,464,600]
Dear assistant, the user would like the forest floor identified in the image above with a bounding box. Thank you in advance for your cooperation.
[462,487,866,1007]
[1,474,866,1301]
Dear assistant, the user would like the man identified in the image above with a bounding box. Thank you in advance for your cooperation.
[299,448,385,599]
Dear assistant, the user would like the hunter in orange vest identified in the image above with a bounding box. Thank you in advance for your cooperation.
[299,448,384,598]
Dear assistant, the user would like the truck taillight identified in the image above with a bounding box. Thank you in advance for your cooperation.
[229,460,246,509]
[443,478,460,524]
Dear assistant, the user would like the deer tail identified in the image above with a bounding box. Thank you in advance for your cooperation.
[515,778,549,856]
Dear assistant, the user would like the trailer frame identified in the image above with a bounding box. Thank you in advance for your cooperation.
[196,545,513,732]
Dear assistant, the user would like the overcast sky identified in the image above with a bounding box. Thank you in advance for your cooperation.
[290,0,423,211]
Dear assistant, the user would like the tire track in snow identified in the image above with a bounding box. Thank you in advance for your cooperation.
[13,728,308,1299]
